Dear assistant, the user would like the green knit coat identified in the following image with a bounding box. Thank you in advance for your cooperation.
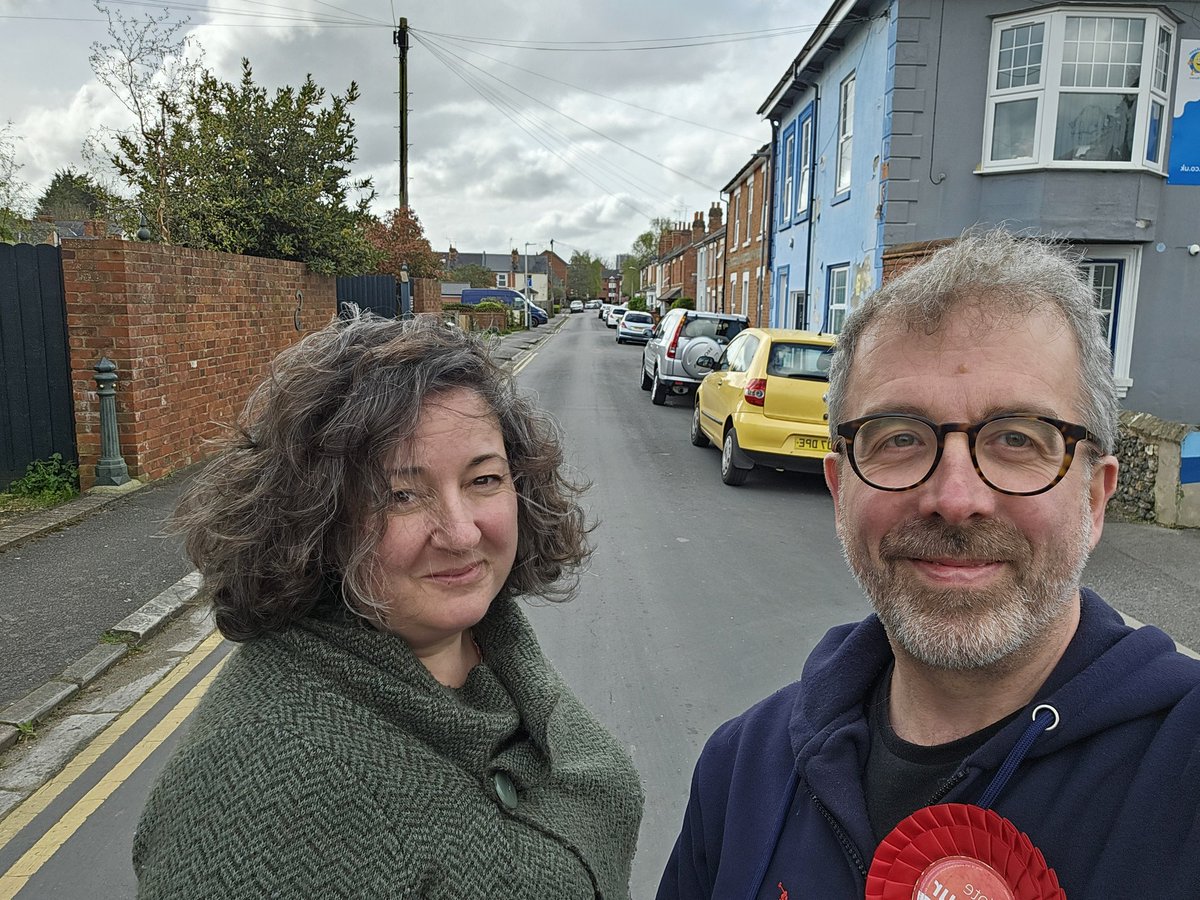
[133,596,644,898]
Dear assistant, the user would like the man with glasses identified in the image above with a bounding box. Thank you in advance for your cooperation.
[659,229,1200,899]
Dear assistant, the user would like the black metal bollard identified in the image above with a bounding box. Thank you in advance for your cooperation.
[93,357,131,487]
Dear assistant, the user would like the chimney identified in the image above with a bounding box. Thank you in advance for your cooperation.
[83,218,107,238]
[708,203,723,232]
[671,229,687,252]
[658,233,671,258]
[448,245,458,265]
[511,248,519,274]
[691,211,705,243]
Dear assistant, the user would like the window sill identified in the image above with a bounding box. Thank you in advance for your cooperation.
[830,190,851,206]
[977,161,1167,178]
[792,209,812,226]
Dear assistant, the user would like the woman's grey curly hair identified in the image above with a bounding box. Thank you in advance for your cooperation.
[175,312,593,641]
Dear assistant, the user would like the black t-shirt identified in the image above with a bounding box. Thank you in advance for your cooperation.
[864,666,1019,842]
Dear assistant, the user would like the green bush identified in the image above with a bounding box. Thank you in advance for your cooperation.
[474,301,507,311]
[670,297,696,310]
[9,453,79,501]
[627,297,647,311]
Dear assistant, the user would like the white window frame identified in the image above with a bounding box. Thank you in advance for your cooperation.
[741,273,750,317]
[1078,242,1140,396]
[496,273,508,287]
[827,264,850,333]
[759,168,768,239]
[797,115,813,215]
[982,6,1175,173]
[836,73,855,195]
[732,188,741,247]
[745,175,754,247]
[782,131,796,222]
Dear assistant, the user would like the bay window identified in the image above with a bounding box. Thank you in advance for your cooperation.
[983,7,1175,172]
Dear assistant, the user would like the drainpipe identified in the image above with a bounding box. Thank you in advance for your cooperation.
[803,83,820,331]
[761,125,777,328]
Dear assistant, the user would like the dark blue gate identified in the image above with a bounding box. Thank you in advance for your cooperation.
[0,243,76,488]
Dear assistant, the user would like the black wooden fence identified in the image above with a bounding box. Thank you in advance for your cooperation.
[336,274,406,319]
[0,243,76,488]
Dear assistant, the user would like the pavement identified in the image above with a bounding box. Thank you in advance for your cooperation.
[0,315,566,818]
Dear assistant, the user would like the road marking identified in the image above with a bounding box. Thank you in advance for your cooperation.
[512,351,537,376]
[0,632,228,897]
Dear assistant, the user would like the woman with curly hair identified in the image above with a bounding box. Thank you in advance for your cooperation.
[133,313,644,899]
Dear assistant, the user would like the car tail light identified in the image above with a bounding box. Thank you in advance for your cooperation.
[665,317,686,359]
[744,378,766,407]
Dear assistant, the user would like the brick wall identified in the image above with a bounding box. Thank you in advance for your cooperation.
[61,239,335,490]
[411,276,441,314]
[880,239,954,282]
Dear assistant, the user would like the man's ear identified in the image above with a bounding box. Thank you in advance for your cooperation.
[1087,454,1119,550]
[824,452,843,526]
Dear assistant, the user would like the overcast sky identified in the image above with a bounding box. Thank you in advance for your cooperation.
[0,0,828,262]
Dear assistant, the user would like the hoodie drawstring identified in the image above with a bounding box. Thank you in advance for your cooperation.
[976,704,1060,810]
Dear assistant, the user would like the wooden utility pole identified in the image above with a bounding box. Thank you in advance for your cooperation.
[393,18,409,209]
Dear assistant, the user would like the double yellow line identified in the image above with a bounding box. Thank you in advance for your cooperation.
[0,633,228,899]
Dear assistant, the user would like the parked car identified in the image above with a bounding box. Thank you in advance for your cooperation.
[584,299,601,309]
[569,300,585,313]
[528,302,549,325]
[616,310,654,344]
[598,302,613,321]
[640,308,749,405]
[690,328,836,486]
[605,305,628,328]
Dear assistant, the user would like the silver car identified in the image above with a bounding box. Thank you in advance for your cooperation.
[640,308,749,405]
[616,310,654,344]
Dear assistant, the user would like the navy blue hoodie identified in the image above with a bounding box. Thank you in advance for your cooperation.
[658,589,1200,899]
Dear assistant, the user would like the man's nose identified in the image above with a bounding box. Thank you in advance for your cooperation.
[916,433,997,525]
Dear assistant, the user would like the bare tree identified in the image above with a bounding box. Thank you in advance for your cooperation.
[0,121,31,242]
[85,2,204,242]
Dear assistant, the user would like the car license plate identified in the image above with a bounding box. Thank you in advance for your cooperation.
[794,436,830,452]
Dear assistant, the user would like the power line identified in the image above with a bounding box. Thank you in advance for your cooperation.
[423,32,762,143]
[419,33,720,193]
[416,35,672,209]
[419,39,683,209]
[415,35,659,222]
[414,23,820,50]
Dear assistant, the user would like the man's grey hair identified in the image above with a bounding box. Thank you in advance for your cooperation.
[826,227,1118,455]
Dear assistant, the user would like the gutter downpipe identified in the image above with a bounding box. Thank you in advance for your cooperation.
[803,81,820,331]
[760,131,776,328]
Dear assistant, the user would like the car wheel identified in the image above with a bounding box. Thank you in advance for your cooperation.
[690,403,709,447]
[640,364,652,391]
[650,368,668,406]
[721,430,750,486]
[616,335,623,344]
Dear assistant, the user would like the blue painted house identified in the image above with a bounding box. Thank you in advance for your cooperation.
[760,0,1199,424]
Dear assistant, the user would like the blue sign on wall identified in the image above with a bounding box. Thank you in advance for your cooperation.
[1181,432,1200,486]
[1167,42,1200,185]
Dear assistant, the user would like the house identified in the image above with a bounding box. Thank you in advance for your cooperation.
[441,247,568,306]
[651,217,709,315]
[760,0,1199,422]
[695,204,725,313]
[723,145,772,327]
[602,269,623,303]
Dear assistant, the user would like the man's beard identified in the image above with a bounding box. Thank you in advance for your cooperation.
[837,500,1093,671]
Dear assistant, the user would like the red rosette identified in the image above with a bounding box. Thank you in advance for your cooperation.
[865,803,1066,900]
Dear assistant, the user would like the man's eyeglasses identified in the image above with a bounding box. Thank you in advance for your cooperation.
[834,413,1099,496]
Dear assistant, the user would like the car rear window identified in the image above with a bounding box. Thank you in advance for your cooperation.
[766,342,835,380]
[680,317,746,343]
[624,312,652,324]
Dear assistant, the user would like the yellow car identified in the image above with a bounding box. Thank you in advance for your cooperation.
[690,328,836,485]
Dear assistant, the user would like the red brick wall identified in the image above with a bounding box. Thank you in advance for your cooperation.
[724,162,771,327]
[411,277,441,313]
[61,239,335,489]
[881,239,954,282]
